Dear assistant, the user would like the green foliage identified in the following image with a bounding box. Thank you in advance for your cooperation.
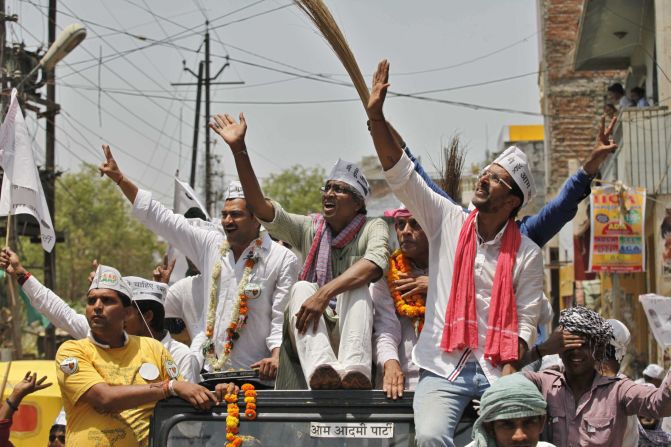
[262,165,325,215]
[19,165,164,304]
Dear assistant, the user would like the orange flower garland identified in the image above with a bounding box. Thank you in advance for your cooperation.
[225,383,257,447]
[387,249,426,334]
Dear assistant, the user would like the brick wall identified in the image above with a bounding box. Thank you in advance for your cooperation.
[538,0,626,193]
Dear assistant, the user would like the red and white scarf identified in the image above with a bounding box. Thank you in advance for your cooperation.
[440,211,521,366]
[299,213,367,287]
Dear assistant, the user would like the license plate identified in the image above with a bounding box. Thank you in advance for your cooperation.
[310,422,394,438]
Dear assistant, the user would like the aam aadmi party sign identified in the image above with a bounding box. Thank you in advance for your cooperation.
[588,185,646,273]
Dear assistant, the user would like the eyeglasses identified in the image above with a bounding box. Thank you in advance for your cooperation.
[320,183,354,195]
[478,169,513,190]
[49,434,66,443]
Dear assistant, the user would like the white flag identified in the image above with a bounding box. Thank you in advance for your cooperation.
[0,89,55,252]
[639,293,671,348]
[173,177,210,219]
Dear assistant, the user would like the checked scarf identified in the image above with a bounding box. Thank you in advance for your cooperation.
[440,211,522,366]
[299,213,366,287]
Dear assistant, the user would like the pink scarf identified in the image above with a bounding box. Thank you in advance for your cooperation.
[299,213,366,287]
[440,211,521,366]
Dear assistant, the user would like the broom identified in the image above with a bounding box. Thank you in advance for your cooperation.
[294,0,370,108]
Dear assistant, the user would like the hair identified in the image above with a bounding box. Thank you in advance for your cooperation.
[50,424,66,436]
[508,180,525,219]
[631,86,645,97]
[608,83,625,95]
[604,344,617,361]
[133,299,165,333]
[117,291,132,308]
[184,207,207,220]
[352,190,368,215]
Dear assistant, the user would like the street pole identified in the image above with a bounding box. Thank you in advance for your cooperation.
[43,0,57,359]
[189,61,203,188]
[204,22,211,215]
[0,0,6,116]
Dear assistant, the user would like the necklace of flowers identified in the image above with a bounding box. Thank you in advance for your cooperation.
[202,237,263,371]
[387,249,426,335]
[225,383,257,447]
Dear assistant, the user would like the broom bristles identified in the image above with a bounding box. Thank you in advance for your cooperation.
[295,0,370,108]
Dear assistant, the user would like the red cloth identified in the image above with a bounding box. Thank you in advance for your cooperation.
[440,211,522,366]
[0,418,14,447]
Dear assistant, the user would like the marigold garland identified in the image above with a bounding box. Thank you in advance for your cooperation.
[387,249,426,334]
[225,383,257,447]
[202,238,263,371]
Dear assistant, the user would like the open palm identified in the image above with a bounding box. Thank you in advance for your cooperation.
[210,113,247,150]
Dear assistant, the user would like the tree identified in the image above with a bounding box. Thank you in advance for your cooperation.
[262,165,325,215]
[19,165,164,303]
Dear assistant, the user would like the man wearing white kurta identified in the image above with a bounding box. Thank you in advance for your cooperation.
[0,249,201,383]
[366,60,544,447]
[100,145,299,381]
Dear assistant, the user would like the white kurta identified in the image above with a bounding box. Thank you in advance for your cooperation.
[384,153,544,383]
[132,189,299,372]
[371,263,426,390]
[20,275,201,382]
[164,274,206,339]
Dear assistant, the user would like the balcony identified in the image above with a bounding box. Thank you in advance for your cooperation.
[601,107,671,195]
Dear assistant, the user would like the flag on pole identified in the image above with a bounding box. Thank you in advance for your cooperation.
[0,89,55,252]
[173,177,210,219]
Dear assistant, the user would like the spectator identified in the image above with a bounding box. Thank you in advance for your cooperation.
[47,410,66,447]
[630,87,650,107]
[0,371,52,447]
[467,373,555,447]
[608,83,634,110]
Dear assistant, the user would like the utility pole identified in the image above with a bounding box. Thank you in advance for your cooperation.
[171,22,243,212]
[43,0,57,359]
[189,61,203,188]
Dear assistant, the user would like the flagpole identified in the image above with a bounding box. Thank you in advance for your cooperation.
[4,215,21,359]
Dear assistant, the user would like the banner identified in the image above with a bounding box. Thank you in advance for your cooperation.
[639,294,671,348]
[588,185,645,272]
[173,177,210,220]
[0,89,55,251]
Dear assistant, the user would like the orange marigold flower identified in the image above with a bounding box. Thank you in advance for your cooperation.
[245,409,257,419]
[246,402,256,410]
[241,383,255,391]
[244,390,257,397]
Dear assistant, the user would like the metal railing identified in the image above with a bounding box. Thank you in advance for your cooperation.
[601,107,671,195]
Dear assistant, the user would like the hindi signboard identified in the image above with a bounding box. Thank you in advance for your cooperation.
[309,422,394,438]
[588,185,646,272]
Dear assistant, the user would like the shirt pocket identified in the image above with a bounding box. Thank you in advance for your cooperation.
[581,415,613,445]
[546,404,566,445]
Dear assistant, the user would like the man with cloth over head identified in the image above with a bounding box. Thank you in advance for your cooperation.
[524,307,671,447]
[209,112,389,390]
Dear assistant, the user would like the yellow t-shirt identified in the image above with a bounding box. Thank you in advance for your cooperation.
[56,334,181,447]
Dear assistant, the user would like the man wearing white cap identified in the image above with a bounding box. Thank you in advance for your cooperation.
[0,248,200,383]
[643,364,666,387]
[100,145,299,382]
[55,265,220,447]
[208,112,389,390]
[367,60,544,447]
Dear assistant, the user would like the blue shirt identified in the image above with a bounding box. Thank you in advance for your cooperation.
[405,147,593,248]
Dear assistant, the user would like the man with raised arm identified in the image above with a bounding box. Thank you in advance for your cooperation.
[55,265,225,447]
[0,248,201,383]
[366,59,544,447]
[209,113,389,390]
[99,147,298,382]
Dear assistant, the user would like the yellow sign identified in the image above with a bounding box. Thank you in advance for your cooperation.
[589,185,646,272]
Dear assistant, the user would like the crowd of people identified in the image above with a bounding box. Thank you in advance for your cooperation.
[0,60,668,447]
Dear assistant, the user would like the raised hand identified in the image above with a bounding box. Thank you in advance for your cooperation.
[98,144,123,184]
[153,255,176,284]
[209,113,247,152]
[11,371,52,401]
[87,259,99,285]
[583,115,618,176]
[367,59,391,120]
[0,247,25,277]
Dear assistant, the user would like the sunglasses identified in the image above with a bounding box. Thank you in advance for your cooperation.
[478,169,513,190]
[49,434,65,443]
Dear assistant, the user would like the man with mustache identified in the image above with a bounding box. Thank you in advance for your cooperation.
[524,307,671,447]
[100,146,299,382]
[209,113,389,390]
[55,265,224,447]
[366,59,545,447]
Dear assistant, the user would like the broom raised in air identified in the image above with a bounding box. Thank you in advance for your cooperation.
[294,0,370,107]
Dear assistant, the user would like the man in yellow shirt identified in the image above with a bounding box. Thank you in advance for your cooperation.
[56,265,221,447]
